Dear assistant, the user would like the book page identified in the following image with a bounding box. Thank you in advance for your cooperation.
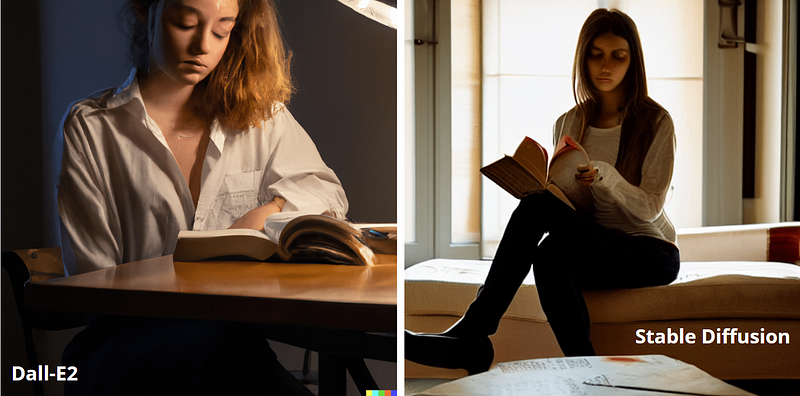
[413,355,754,396]
[547,136,594,213]
[279,215,377,265]
[512,137,548,184]
[174,229,278,262]
[177,228,271,240]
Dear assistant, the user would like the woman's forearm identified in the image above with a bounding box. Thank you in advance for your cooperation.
[228,197,285,230]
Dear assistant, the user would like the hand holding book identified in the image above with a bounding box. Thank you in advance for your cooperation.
[575,163,598,186]
[480,135,594,213]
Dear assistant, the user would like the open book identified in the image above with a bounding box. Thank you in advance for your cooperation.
[480,135,593,213]
[173,214,396,266]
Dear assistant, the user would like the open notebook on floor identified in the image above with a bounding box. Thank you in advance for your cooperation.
[411,355,755,396]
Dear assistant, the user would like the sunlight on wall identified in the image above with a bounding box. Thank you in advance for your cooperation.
[451,0,483,244]
[746,0,784,224]
[404,0,416,243]
[478,0,704,257]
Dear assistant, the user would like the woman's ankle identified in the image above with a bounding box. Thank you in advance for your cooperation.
[404,330,494,375]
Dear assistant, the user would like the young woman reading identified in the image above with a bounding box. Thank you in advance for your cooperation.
[57,0,347,393]
[406,8,680,375]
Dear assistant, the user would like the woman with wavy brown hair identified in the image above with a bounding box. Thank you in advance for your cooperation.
[58,0,347,276]
[127,0,295,130]
[58,0,344,394]
[406,8,679,375]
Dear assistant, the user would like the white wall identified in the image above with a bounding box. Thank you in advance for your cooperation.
[704,0,745,226]
[479,0,705,257]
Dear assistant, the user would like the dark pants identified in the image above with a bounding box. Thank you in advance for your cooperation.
[63,317,314,396]
[464,192,680,356]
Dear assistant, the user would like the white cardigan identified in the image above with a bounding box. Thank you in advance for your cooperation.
[552,106,677,244]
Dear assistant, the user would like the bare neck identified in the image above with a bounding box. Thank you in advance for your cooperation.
[138,68,211,207]
[138,69,206,134]
[593,89,627,128]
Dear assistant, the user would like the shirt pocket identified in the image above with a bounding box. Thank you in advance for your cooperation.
[214,170,265,226]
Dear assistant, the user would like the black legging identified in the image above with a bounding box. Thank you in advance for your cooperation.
[461,191,679,356]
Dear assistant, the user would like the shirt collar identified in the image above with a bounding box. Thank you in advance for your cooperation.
[107,68,139,109]
[107,68,227,153]
[208,119,226,153]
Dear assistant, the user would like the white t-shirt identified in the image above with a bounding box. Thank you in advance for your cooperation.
[553,106,677,244]
[58,69,348,274]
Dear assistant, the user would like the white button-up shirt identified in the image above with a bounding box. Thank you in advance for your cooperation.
[58,69,348,274]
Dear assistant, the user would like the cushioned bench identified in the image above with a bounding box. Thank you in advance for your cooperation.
[405,223,800,380]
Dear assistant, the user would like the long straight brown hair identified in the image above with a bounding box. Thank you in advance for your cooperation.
[126,0,294,132]
[572,8,664,186]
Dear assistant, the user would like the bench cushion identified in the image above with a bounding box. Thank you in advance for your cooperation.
[405,259,800,323]
[405,259,544,322]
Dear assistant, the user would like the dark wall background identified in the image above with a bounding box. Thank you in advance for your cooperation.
[278,0,397,224]
[1,0,397,251]
[2,0,46,250]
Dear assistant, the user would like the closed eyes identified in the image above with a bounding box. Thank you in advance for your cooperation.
[589,50,628,61]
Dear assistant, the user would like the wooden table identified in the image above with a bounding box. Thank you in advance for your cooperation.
[25,255,398,394]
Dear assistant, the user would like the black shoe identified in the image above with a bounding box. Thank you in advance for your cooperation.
[404,330,494,375]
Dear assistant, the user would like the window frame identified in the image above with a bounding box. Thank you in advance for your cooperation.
[406,0,481,267]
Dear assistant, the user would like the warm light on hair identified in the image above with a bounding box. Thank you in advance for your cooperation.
[203,0,294,131]
[127,0,294,132]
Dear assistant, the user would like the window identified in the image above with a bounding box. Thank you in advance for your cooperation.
[481,0,704,256]
[406,0,793,265]
[406,0,483,266]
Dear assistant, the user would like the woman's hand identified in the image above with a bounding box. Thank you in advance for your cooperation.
[228,197,286,230]
[575,163,598,186]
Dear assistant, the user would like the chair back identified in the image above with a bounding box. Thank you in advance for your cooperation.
[2,247,73,396]
[15,247,65,282]
[2,247,87,330]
